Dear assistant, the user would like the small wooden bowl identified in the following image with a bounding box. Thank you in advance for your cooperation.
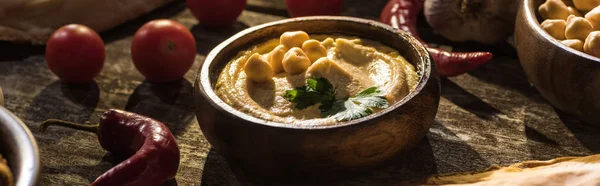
[0,106,41,186]
[516,0,600,125]
[194,16,440,184]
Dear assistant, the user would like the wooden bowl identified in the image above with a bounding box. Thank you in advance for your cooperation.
[516,0,600,125]
[194,16,440,184]
[0,106,41,186]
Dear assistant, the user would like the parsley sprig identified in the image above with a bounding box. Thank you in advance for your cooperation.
[283,77,336,110]
[284,77,389,121]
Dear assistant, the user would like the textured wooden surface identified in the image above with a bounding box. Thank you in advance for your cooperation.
[0,0,599,185]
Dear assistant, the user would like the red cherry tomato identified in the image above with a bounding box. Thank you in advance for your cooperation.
[131,19,196,83]
[186,0,247,27]
[285,0,344,17]
[45,24,105,83]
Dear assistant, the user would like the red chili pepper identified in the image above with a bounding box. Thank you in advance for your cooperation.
[380,0,493,77]
[40,109,180,186]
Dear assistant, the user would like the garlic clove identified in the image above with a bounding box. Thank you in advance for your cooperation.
[424,0,519,44]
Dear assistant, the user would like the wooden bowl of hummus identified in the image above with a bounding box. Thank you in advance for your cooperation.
[194,16,440,184]
[516,0,600,125]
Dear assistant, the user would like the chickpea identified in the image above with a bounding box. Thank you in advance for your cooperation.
[539,0,570,20]
[585,6,600,30]
[565,15,594,41]
[280,31,310,49]
[585,31,600,57]
[302,39,328,62]
[573,0,600,12]
[267,45,287,73]
[568,6,582,17]
[282,47,311,75]
[322,38,335,48]
[562,0,574,6]
[305,57,333,78]
[561,39,584,51]
[541,19,567,40]
[244,53,274,83]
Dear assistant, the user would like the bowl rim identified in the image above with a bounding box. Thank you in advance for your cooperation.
[523,0,600,62]
[198,16,433,130]
[0,106,40,186]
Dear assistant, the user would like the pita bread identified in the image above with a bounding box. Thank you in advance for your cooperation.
[404,154,600,186]
[0,0,175,44]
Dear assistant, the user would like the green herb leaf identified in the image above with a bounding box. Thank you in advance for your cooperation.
[284,77,336,109]
[322,87,389,121]
[284,78,388,121]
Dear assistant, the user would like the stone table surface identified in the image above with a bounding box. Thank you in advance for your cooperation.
[1,0,599,185]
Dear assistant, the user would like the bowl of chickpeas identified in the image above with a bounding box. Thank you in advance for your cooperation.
[516,0,600,125]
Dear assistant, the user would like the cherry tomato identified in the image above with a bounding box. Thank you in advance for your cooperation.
[186,0,247,27]
[131,19,196,83]
[45,24,105,83]
[285,0,344,17]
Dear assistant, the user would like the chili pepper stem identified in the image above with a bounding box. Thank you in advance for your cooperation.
[40,119,99,134]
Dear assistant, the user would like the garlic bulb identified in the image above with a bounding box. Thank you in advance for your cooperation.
[424,0,519,44]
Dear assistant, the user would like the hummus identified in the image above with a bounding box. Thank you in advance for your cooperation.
[215,31,419,126]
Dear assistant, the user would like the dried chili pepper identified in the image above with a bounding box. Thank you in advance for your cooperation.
[380,0,493,77]
[40,109,180,186]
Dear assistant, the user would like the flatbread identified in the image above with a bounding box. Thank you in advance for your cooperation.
[0,0,175,44]
[404,154,600,186]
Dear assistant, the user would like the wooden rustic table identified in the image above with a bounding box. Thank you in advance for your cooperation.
[1,0,599,185]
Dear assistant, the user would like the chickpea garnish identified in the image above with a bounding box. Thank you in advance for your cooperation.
[282,47,312,75]
[573,0,600,12]
[541,19,567,40]
[567,6,582,16]
[585,6,600,30]
[539,0,570,20]
[305,57,333,78]
[244,53,274,83]
[267,45,288,73]
[280,31,310,49]
[565,15,594,41]
[561,39,584,51]
[302,39,328,63]
[584,31,600,57]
